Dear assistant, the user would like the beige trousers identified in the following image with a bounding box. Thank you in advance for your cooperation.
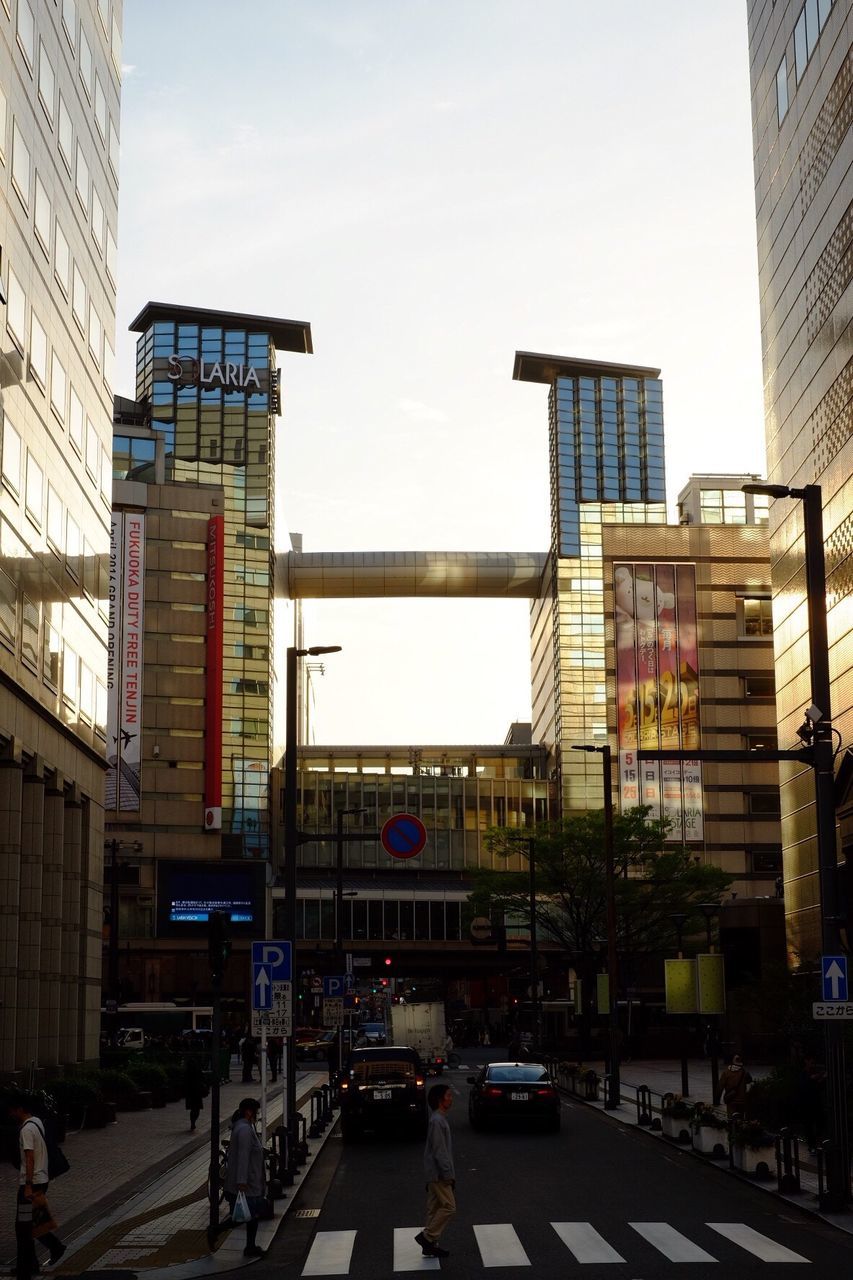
[424,1179,456,1242]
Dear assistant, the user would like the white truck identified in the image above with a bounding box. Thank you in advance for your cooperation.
[390,1002,447,1072]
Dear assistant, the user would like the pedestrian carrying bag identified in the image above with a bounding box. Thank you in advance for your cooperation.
[232,1191,251,1225]
[31,1118,71,1180]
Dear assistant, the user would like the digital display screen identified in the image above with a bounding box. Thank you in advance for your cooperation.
[157,861,265,936]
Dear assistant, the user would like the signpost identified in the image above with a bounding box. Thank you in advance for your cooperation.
[380,813,427,860]
[324,997,344,1028]
[251,942,292,1144]
[821,955,848,1002]
[814,1003,853,1021]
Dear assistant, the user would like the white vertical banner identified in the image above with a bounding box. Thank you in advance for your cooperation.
[681,758,704,842]
[105,513,123,811]
[661,759,684,840]
[119,512,145,811]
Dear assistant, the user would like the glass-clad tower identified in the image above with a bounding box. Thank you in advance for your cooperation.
[515,353,667,811]
[127,302,311,856]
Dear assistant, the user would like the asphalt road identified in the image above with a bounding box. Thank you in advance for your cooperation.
[258,1056,852,1278]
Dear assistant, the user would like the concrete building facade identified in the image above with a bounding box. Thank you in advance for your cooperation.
[0,0,122,1069]
[747,0,853,958]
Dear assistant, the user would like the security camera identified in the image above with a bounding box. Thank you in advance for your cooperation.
[152,744,160,758]
[806,704,823,724]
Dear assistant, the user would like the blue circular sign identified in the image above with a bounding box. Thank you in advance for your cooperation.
[381,812,427,860]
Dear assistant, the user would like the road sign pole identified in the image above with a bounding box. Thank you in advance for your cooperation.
[260,1023,268,1157]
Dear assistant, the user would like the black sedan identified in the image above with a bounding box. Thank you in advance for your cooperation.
[467,1062,561,1132]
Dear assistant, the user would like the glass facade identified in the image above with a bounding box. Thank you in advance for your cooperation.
[134,320,277,854]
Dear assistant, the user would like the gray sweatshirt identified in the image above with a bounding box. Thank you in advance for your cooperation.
[423,1108,455,1183]
[224,1117,265,1197]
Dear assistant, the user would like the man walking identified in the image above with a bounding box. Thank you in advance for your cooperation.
[7,1093,65,1279]
[415,1084,455,1259]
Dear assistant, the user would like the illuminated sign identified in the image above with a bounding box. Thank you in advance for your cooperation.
[614,561,703,842]
[106,512,145,812]
[166,354,262,391]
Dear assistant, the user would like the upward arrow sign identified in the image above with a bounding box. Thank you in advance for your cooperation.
[255,967,271,1005]
[826,960,846,999]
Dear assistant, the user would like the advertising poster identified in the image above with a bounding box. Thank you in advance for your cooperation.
[613,561,703,842]
[119,513,145,811]
[205,515,224,831]
[105,513,123,811]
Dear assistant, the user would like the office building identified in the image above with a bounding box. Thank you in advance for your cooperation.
[103,302,311,1005]
[0,0,122,1069]
[747,0,853,958]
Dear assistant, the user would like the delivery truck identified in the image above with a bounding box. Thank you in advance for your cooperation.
[390,1001,447,1072]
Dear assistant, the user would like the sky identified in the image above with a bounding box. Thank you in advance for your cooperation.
[117,1,766,746]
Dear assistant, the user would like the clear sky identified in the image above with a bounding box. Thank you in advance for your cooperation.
[117,1,765,746]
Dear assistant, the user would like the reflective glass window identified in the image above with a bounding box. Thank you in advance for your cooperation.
[16,0,34,68]
[46,483,62,549]
[80,662,94,720]
[34,175,51,254]
[97,0,109,35]
[62,643,78,704]
[753,492,770,524]
[25,453,43,524]
[91,186,104,252]
[722,490,747,523]
[58,96,72,171]
[69,386,83,452]
[743,597,773,636]
[806,0,819,54]
[108,117,119,177]
[54,219,70,295]
[94,76,106,141]
[75,142,89,213]
[11,122,30,207]
[86,418,99,478]
[79,27,92,99]
[795,9,808,80]
[105,224,117,285]
[95,680,107,735]
[62,0,76,50]
[776,56,789,124]
[66,512,80,579]
[21,597,38,670]
[50,352,66,423]
[104,336,114,394]
[38,44,55,124]
[100,445,110,498]
[7,269,25,351]
[1,414,22,494]
[29,311,47,387]
[43,621,59,687]
[818,0,832,24]
[111,14,121,76]
[88,303,101,365]
[72,264,86,330]
[0,569,15,650]
[0,84,6,161]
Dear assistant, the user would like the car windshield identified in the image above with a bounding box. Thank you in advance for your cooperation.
[487,1066,550,1083]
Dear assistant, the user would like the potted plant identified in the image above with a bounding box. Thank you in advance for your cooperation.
[48,1078,99,1131]
[93,1068,146,1111]
[690,1103,728,1158]
[731,1117,775,1177]
[126,1063,169,1107]
[661,1093,692,1143]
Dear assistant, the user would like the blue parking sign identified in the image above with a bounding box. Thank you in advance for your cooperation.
[251,940,291,982]
[821,955,848,1001]
[323,975,346,998]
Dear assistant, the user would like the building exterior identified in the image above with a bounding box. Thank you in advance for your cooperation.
[103,303,310,1008]
[0,0,122,1069]
[747,0,853,959]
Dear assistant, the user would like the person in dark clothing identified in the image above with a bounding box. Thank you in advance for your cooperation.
[241,1036,258,1084]
[7,1094,65,1280]
[184,1056,206,1132]
[415,1084,455,1259]
[266,1038,282,1083]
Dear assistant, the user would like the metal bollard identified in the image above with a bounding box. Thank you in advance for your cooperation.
[297,1111,310,1163]
[817,1139,848,1211]
[775,1128,801,1194]
[275,1125,294,1187]
[309,1090,325,1138]
[321,1084,332,1124]
[636,1085,653,1126]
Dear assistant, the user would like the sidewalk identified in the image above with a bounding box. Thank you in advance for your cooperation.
[570,1057,853,1237]
[1,1067,334,1276]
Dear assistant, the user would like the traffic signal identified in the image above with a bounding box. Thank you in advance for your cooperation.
[380,978,389,988]
[207,911,231,983]
[384,956,392,967]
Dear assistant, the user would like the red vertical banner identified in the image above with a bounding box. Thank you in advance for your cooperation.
[205,515,225,830]
[614,564,640,808]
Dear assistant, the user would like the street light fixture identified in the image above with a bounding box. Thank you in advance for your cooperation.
[571,743,620,1109]
[283,643,342,1173]
[742,481,849,1205]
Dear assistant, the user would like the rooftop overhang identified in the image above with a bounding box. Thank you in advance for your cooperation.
[128,301,313,354]
[513,350,660,384]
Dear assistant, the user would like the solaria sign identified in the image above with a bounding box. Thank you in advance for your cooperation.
[166,354,263,391]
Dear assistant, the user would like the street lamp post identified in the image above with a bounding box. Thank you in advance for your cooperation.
[283,643,341,1170]
[335,806,367,1075]
[669,912,690,1098]
[527,838,542,1050]
[571,743,620,1109]
[104,838,142,1039]
[743,482,849,1204]
[698,902,721,1103]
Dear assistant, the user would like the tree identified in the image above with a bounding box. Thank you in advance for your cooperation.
[468,807,731,963]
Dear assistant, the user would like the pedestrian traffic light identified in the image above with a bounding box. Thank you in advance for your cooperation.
[207,911,230,983]
[384,956,392,967]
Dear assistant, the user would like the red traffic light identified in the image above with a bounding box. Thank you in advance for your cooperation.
[384,956,392,966]
[380,978,389,987]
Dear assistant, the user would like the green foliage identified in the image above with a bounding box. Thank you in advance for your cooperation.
[691,1102,727,1130]
[90,1069,137,1099]
[126,1063,168,1091]
[731,1116,775,1149]
[47,1078,99,1109]
[469,808,730,960]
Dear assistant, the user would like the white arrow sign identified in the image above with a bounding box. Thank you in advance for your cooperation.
[253,963,273,1010]
[825,959,846,999]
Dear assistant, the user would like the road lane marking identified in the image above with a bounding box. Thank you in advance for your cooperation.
[551,1222,626,1263]
[706,1223,810,1263]
[393,1228,441,1271]
[630,1223,717,1262]
[302,1229,357,1275]
[474,1224,530,1267]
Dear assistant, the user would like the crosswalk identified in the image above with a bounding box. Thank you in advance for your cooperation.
[300,1220,811,1273]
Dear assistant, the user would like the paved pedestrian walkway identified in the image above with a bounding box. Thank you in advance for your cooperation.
[1,1066,333,1275]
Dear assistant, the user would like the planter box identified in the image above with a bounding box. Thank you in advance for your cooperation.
[662,1113,692,1144]
[83,1100,117,1128]
[691,1125,728,1158]
[732,1141,774,1178]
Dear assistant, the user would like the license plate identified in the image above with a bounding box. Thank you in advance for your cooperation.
[510,1091,529,1101]
[373,1089,392,1100]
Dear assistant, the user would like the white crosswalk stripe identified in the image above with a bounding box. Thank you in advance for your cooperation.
[392,1227,441,1271]
[299,1219,814,1273]
[706,1223,810,1263]
[551,1222,626,1263]
[630,1222,718,1262]
[302,1229,358,1276]
[474,1224,531,1267]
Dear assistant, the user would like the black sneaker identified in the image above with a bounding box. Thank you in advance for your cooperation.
[243,1245,264,1259]
[430,1244,450,1258]
[414,1232,432,1255]
[48,1244,67,1267]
